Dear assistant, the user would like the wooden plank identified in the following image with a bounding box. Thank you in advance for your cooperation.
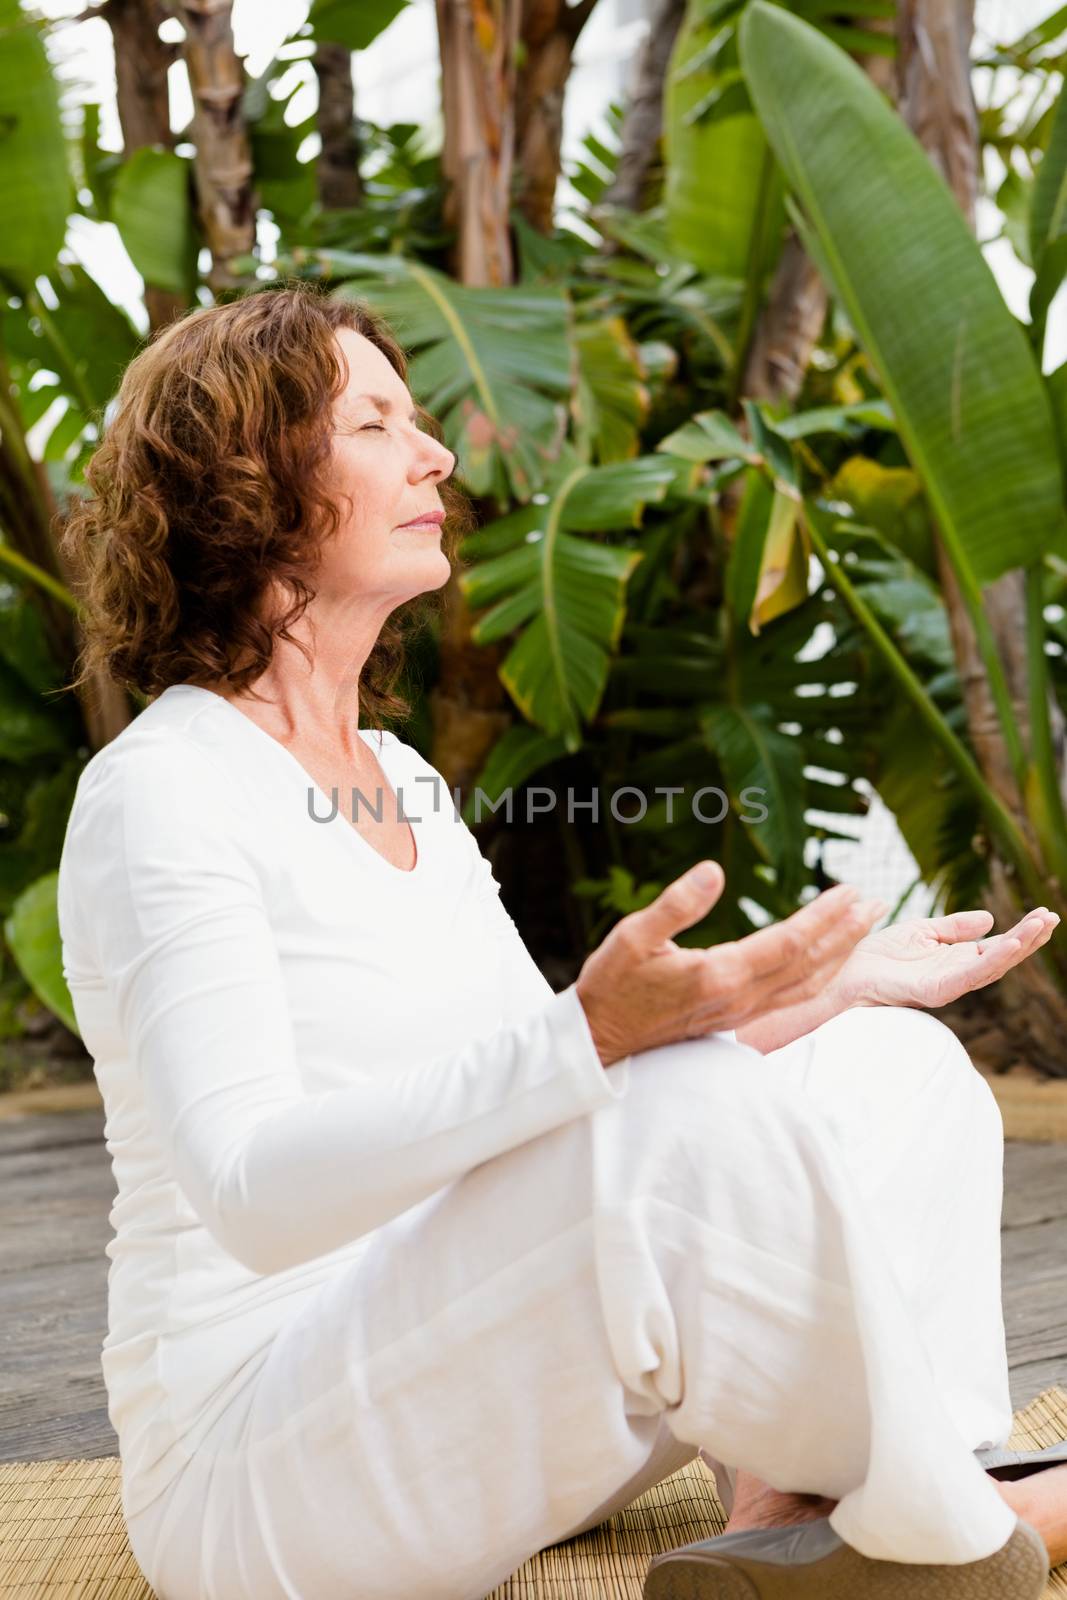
[1009,1357,1067,1413]
[1004,1142,1067,1228]
[0,1105,116,1460]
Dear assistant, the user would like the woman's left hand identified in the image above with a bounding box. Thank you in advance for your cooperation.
[838,904,1061,1010]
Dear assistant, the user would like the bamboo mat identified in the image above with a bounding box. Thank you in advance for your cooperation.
[2,1390,1066,1599]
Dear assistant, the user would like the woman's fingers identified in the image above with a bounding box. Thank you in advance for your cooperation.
[742,907,880,1018]
[699,893,883,1024]
[977,909,1059,957]
[718,884,862,988]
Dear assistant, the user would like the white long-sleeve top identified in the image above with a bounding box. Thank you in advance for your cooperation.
[57,683,646,1518]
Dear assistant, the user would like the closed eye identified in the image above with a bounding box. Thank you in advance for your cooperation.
[361,423,386,432]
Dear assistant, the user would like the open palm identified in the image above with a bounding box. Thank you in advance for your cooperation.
[841,905,1061,1010]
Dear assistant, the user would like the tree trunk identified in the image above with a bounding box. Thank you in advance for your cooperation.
[898,0,979,226]
[435,0,521,287]
[741,231,826,404]
[314,41,363,211]
[103,0,189,332]
[740,26,898,407]
[709,25,888,583]
[171,0,257,295]
[513,0,597,235]
[430,1,525,792]
[898,0,1067,1071]
[598,0,684,220]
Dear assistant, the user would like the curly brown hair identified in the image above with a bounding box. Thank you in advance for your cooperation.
[60,280,472,727]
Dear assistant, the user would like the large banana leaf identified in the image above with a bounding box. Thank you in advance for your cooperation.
[285,253,573,503]
[701,702,807,900]
[739,1,1067,585]
[1,262,139,454]
[654,401,811,634]
[606,591,875,927]
[728,467,812,636]
[664,3,783,283]
[0,1,72,285]
[1030,75,1067,343]
[458,451,684,749]
[0,759,83,918]
[306,0,408,49]
[4,871,76,1036]
[571,315,649,464]
[111,149,194,295]
[460,724,570,827]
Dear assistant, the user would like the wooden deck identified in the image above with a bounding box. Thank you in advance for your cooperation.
[1,1100,1065,1462]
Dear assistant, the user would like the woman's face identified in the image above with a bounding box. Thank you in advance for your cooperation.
[316,327,456,610]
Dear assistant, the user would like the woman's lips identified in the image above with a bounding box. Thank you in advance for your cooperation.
[396,510,445,528]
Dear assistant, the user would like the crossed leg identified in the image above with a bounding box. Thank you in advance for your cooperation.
[127,1006,1018,1600]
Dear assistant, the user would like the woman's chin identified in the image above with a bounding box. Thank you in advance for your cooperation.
[391,550,453,599]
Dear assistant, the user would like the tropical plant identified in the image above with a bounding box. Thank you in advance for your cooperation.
[6,0,1067,1075]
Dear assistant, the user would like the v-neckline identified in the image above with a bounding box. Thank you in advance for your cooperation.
[167,684,427,882]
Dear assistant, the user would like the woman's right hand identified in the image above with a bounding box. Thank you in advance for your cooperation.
[574,860,887,1068]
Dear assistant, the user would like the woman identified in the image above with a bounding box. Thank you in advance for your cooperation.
[56,282,1064,1600]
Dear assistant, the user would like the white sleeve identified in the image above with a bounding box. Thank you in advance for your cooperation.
[60,733,630,1278]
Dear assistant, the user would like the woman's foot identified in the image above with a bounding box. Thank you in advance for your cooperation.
[725,1464,1067,1570]
[724,1470,837,1534]
[995,1462,1067,1568]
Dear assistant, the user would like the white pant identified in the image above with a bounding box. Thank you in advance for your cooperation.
[126,1005,1018,1600]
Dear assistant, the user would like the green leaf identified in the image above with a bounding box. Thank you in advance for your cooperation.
[4,870,77,1035]
[0,659,71,761]
[1030,76,1067,342]
[664,8,785,281]
[1007,4,1067,61]
[726,465,810,636]
[246,59,317,227]
[571,315,648,464]
[306,0,408,50]
[872,700,983,913]
[1,261,139,434]
[561,456,680,528]
[111,148,193,294]
[42,399,88,462]
[0,1,73,282]
[656,408,755,463]
[701,702,807,900]
[739,0,1067,584]
[829,457,936,579]
[775,399,896,439]
[997,166,1034,268]
[1030,78,1067,338]
[0,585,65,696]
[460,724,569,826]
[458,455,670,748]
[1046,359,1067,480]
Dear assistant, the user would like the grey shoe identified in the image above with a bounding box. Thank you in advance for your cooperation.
[977,1436,1067,1481]
[642,1515,1048,1598]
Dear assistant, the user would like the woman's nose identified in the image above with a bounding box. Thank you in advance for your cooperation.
[416,437,456,481]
